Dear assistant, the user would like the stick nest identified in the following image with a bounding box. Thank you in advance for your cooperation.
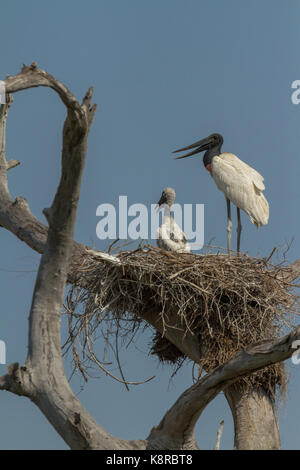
[64,245,299,397]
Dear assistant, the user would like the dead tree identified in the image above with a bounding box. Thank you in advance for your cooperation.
[0,64,299,450]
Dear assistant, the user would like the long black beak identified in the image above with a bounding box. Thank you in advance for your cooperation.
[157,194,167,207]
[155,196,165,213]
[173,136,212,159]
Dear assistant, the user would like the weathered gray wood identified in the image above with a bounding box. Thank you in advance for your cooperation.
[226,386,281,449]
[6,159,20,170]
[146,326,300,449]
[0,64,144,450]
[214,420,224,450]
[0,63,298,450]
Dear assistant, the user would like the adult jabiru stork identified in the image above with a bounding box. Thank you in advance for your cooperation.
[173,133,269,254]
[156,187,191,253]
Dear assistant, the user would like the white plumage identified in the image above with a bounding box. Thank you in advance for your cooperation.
[157,218,190,253]
[156,187,190,253]
[173,133,269,253]
[211,153,269,227]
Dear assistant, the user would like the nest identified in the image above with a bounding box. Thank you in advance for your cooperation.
[64,245,299,397]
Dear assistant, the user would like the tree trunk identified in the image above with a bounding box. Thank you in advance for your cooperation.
[225,385,281,450]
[1,63,299,450]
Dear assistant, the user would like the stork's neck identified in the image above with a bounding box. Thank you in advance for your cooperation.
[203,144,223,167]
[162,205,172,222]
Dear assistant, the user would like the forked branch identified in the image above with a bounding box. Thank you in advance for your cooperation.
[146,326,300,449]
[0,63,143,450]
[0,63,299,450]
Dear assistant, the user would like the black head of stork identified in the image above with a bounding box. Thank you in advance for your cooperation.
[173,133,224,169]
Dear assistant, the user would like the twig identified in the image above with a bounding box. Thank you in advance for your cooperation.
[214,420,224,450]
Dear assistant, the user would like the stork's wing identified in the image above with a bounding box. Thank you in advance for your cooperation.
[212,153,269,226]
[218,153,265,190]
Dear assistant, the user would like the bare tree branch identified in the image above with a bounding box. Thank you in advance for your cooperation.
[0,362,33,397]
[0,63,299,450]
[0,63,144,450]
[214,420,224,450]
[0,94,13,200]
[5,63,84,112]
[6,159,20,171]
[146,326,300,449]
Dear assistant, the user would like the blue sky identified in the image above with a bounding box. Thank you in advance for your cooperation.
[0,0,299,449]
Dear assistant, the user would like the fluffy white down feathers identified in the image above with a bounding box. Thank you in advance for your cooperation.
[156,187,191,253]
[157,218,190,253]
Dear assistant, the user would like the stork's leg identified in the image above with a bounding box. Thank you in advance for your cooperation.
[226,198,232,255]
[236,207,242,255]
